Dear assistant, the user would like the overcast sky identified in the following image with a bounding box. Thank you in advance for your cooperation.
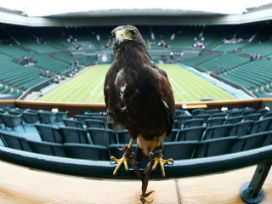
[0,0,272,16]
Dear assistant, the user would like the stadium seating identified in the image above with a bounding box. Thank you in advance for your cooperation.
[206,117,225,126]
[27,140,67,157]
[60,127,90,144]
[0,106,272,170]
[1,23,272,99]
[241,42,272,56]
[250,117,272,133]
[88,128,113,146]
[0,113,24,131]
[176,126,206,141]
[37,110,57,124]
[55,111,68,123]
[1,19,272,204]
[63,119,85,129]
[0,130,31,151]
[64,143,109,160]
[164,141,199,160]
[1,21,272,167]
[85,119,105,128]
[231,120,254,136]
[35,124,63,143]
[183,118,205,128]
[225,116,244,124]
[239,131,272,151]
[168,129,179,142]
[195,136,238,158]
[0,45,29,57]
[0,60,47,98]
[0,26,98,99]
[116,129,130,144]
[22,111,39,125]
[219,59,272,97]
[31,54,71,74]
[181,54,218,67]
[190,53,249,73]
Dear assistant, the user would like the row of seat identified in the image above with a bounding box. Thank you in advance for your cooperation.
[177,112,271,128]
[174,113,271,131]
[0,109,68,131]
[190,107,266,116]
[30,116,272,152]
[35,124,123,146]
[1,128,272,161]
[170,117,272,142]
[0,60,48,98]
[69,108,270,132]
[192,53,249,72]
[0,24,267,56]
[1,107,271,137]
[220,59,272,90]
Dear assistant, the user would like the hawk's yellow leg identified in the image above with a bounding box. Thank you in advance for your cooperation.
[111,139,134,176]
[152,156,173,177]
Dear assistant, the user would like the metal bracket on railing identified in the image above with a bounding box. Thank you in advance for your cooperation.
[240,160,272,204]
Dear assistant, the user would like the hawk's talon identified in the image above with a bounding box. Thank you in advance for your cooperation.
[140,190,154,204]
[111,139,134,176]
[140,197,153,204]
[151,157,173,177]
[111,155,130,175]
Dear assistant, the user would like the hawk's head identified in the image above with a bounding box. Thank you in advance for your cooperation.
[111,25,145,48]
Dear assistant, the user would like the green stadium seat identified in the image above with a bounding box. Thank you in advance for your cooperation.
[203,124,233,140]
[195,136,238,158]
[64,143,109,161]
[35,124,63,143]
[164,141,199,160]
[0,130,31,151]
[87,127,113,146]
[176,126,206,141]
[60,127,90,144]
[27,140,66,157]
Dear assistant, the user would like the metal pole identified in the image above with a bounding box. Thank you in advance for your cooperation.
[240,160,272,204]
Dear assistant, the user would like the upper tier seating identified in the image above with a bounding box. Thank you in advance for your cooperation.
[190,53,249,73]
[0,60,47,98]
[31,54,71,74]
[0,24,272,100]
[219,59,272,97]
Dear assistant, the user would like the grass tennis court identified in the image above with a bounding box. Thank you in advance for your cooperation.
[39,64,235,103]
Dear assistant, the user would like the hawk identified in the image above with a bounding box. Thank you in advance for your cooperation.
[104,25,175,178]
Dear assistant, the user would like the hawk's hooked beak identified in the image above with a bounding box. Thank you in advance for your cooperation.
[115,29,133,45]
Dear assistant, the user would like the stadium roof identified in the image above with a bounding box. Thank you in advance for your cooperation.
[0,0,272,26]
[1,0,272,17]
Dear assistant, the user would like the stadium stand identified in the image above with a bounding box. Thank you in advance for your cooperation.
[1,3,272,203]
[219,59,272,97]
[195,53,249,73]
[0,98,271,203]
[181,53,218,67]
[1,22,272,99]
[0,104,272,162]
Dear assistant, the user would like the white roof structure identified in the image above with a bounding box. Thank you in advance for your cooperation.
[0,0,272,26]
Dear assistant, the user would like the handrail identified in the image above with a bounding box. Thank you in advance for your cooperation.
[6,98,265,109]
[0,99,266,117]
[0,98,266,109]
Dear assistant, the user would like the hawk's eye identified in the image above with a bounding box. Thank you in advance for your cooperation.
[111,32,115,38]
[129,30,136,35]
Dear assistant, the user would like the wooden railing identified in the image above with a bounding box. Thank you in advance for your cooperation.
[0,99,265,116]
[0,98,270,116]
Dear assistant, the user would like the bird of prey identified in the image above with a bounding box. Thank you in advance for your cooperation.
[104,25,175,179]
